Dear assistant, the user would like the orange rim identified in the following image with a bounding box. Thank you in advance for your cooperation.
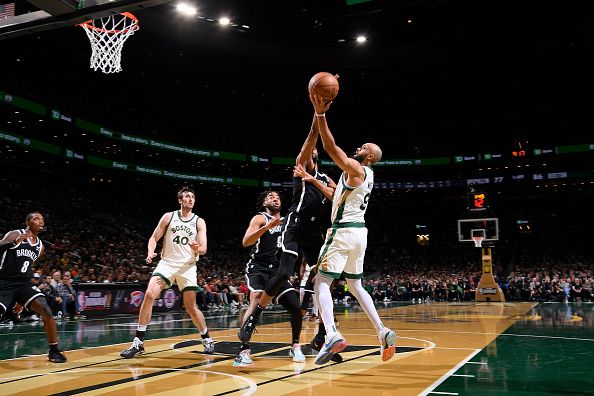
[78,12,139,34]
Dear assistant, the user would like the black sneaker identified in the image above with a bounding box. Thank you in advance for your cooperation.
[121,337,145,358]
[48,349,67,363]
[310,335,343,363]
[238,314,258,343]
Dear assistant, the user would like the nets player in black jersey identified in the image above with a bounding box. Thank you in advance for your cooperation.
[233,190,307,366]
[0,212,67,363]
[238,114,336,347]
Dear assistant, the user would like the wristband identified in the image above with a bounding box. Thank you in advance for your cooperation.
[315,113,325,117]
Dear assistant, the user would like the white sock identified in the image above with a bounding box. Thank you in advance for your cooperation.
[346,278,384,334]
[137,324,147,332]
[314,273,337,337]
[200,327,208,336]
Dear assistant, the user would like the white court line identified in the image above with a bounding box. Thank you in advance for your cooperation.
[465,361,487,365]
[434,347,479,351]
[451,374,475,378]
[428,392,459,395]
[419,349,481,396]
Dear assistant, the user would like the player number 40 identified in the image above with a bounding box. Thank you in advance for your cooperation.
[172,236,190,245]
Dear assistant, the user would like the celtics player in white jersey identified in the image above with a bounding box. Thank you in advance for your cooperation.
[308,93,397,365]
[121,187,214,358]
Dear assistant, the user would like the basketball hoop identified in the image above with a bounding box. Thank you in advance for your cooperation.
[79,12,139,74]
[472,236,484,248]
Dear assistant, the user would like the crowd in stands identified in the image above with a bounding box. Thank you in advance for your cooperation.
[1,174,593,325]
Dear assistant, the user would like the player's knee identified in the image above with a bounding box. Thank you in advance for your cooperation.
[145,288,161,301]
[279,294,300,315]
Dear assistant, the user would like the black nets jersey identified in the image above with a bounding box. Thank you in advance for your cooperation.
[0,230,42,282]
[247,212,283,266]
[288,169,331,220]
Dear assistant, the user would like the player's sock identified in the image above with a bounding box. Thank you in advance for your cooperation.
[136,324,147,341]
[252,305,265,319]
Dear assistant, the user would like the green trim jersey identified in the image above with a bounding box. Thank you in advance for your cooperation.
[331,166,373,225]
[162,211,199,263]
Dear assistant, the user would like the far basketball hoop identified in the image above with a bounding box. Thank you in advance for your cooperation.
[472,235,484,248]
[79,12,139,74]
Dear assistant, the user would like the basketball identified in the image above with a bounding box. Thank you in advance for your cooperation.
[308,72,339,100]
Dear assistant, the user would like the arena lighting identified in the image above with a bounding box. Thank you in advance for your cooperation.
[356,35,367,43]
[176,2,197,16]
[219,17,230,26]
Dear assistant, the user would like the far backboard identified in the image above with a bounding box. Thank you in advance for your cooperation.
[457,217,499,243]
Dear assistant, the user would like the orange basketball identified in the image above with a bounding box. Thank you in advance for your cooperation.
[308,72,339,100]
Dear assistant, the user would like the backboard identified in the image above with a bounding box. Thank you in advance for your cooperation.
[457,217,499,243]
[0,0,171,40]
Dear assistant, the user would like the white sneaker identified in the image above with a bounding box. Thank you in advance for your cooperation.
[290,344,306,363]
[378,327,397,362]
[233,349,254,367]
[202,338,215,354]
[314,332,347,365]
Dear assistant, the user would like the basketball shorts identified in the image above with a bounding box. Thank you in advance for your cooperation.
[317,226,368,279]
[0,280,45,316]
[152,259,198,292]
[245,265,294,302]
[281,211,325,268]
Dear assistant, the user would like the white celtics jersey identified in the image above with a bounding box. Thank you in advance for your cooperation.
[162,211,199,263]
[331,166,374,225]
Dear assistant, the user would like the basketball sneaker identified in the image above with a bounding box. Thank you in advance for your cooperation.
[232,349,254,367]
[378,327,397,362]
[120,337,144,359]
[48,348,67,363]
[238,314,258,343]
[290,344,306,363]
[310,334,343,363]
[202,337,215,354]
[314,332,347,365]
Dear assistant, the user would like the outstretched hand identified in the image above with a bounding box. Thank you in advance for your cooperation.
[309,93,333,115]
[293,163,314,182]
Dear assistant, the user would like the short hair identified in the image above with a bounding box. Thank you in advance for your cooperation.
[256,190,279,212]
[177,186,195,200]
[370,143,383,164]
[25,212,42,223]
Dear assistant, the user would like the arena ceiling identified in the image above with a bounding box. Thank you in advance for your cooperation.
[2,0,594,158]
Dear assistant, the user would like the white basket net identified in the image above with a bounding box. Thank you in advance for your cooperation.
[80,12,139,74]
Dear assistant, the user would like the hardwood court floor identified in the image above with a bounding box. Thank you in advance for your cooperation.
[0,301,593,395]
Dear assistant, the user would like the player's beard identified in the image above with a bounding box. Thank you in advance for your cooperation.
[352,153,365,163]
[266,204,280,214]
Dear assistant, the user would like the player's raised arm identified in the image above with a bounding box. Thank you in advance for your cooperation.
[311,94,364,181]
[295,114,321,172]
[146,212,172,263]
